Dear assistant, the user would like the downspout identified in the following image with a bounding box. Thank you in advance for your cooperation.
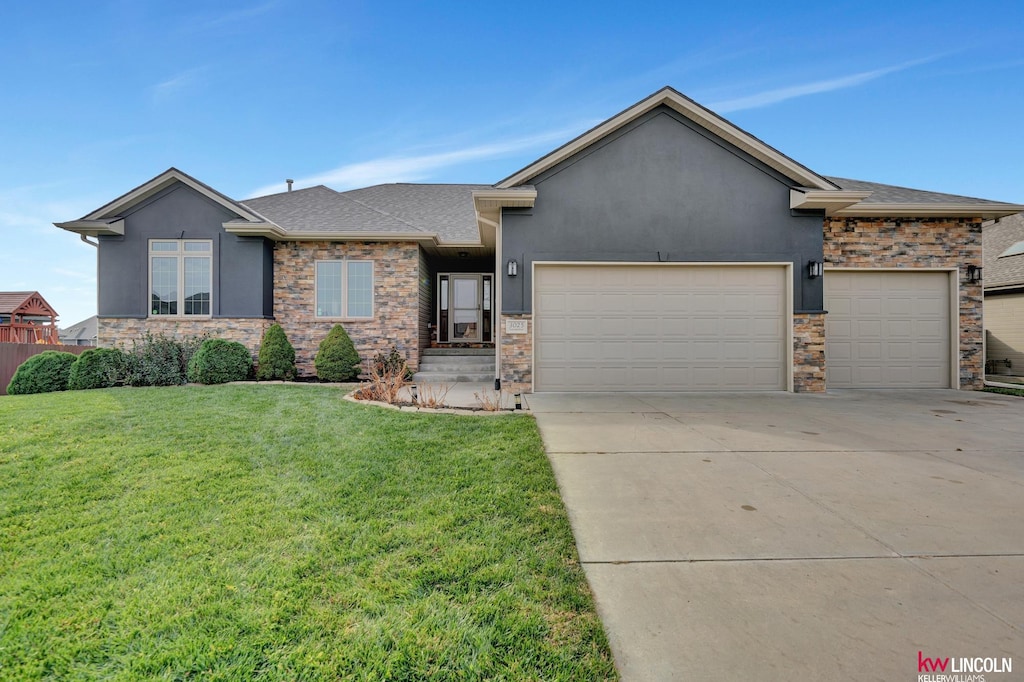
[80,234,98,247]
[494,211,502,390]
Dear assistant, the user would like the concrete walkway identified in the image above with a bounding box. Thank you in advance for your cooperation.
[530,390,1024,681]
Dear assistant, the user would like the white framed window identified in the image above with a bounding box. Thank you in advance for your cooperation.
[149,239,212,316]
[316,260,374,319]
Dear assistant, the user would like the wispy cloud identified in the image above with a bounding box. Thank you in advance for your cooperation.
[248,123,595,196]
[150,67,206,103]
[191,1,279,31]
[708,57,939,113]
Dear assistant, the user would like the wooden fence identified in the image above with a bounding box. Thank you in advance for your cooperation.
[0,343,89,396]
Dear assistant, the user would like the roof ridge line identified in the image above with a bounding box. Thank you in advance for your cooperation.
[340,194,428,233]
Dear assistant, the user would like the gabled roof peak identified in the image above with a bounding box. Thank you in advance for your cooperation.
[497,86,838,191]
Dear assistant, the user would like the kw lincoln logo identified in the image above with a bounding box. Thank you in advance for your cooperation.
[917,651,1013,681]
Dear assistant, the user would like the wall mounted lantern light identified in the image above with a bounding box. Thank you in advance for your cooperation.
[966,264,982,283]
[807,260,823,279]
[507,259,519,277]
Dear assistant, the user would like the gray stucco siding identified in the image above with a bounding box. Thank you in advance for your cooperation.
[501,106,825,313]
[97,183,273,318]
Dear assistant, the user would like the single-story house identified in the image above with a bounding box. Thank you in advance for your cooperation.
[59,315,98,346]
[55,87,1024,392]
[982,212,1024,378]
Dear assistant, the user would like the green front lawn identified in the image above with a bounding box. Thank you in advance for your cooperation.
[0,385,615,680]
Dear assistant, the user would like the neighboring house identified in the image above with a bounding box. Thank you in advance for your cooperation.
[0,291,60,344]
[982,212,1024,377]
[60,315,98,346]
[55,87,1024,392]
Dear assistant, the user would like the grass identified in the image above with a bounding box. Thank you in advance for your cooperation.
[983,386,1024,397]
[0,385,616,681]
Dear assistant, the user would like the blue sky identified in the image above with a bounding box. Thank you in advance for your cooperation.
[3,0,1023,326]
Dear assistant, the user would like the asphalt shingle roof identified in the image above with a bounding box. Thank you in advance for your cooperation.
[983,212,1024,290]
[241,183,498,243]
[827,177,1013,206]
[0,292,35,315]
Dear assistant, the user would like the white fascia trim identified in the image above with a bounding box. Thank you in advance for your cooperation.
[53,218,125,237]
[472,189,537,209]
[832,203,1024,219]
[497,88,834,190]
[86,169,265,223]
[790,189,873,214]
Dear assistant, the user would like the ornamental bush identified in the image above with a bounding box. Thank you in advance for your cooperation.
[68,347,129,390]
[256,324,296,381]
[314,325,361,382]
[187,339,253,385]
[125,332,205,387]
[6,351,78,395]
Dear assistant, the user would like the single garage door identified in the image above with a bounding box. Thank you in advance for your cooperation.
[533,264,787,391]
[824,270,951,388]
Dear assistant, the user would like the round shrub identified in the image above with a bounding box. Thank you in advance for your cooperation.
[6,351,78,395]
[314,324,361,382]
[256,324,296,381]
[186,339,253,385]
[68,347,129,390]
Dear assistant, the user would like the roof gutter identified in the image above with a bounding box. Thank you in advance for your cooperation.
[223,222,446,244]
[831,203,1024,220]
[54,218,125,237]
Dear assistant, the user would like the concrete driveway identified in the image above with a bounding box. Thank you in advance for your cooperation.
[530,390,1024,681]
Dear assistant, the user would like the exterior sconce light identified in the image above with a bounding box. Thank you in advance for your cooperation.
[410,384,418,404]
[807,260,823,279]
[514,393,522,410]
[507,259,519,277]
[966,265,982,283]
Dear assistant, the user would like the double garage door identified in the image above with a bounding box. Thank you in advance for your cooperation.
[534,265,788,391]
[533,265,952,392]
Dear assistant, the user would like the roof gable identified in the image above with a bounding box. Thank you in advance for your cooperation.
[984,212,1024,290]
[0,291,57,317]
[497,86,837,191]
[56,168,271,237]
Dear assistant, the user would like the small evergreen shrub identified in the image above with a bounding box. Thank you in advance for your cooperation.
[256,324,296,381]
[126,332,205,387]
[68,347,129,390]
[6,351,78,395]
[314,325,361,382]
[187,339,253,385]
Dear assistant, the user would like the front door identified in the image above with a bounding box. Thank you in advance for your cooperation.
[450,275,481,341]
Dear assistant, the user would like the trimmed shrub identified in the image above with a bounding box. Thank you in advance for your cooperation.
[68,347,129,390]
[256,324,296,381]
[187,339,253,385]
[6,351,78,395]
[314,325,361,382]
[126,332,205,387]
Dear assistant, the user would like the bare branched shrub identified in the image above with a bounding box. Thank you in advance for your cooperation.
[353,356,409,404]
[417,383,451,408]
[473,389,505,412]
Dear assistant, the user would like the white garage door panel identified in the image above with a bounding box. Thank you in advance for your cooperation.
[824,271,950,389]
[534,265,787,392]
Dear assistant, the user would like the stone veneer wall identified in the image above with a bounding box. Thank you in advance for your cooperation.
[824,217,983,389]
[792,313,826,392]
[274,241,422,376]
[100,240,424,379]
[499,313,532,393]
[99,317,269,358]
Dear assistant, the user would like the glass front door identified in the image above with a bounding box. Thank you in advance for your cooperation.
[450,275,481,341]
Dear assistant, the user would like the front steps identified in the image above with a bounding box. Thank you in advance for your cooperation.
[412,348,495,383]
